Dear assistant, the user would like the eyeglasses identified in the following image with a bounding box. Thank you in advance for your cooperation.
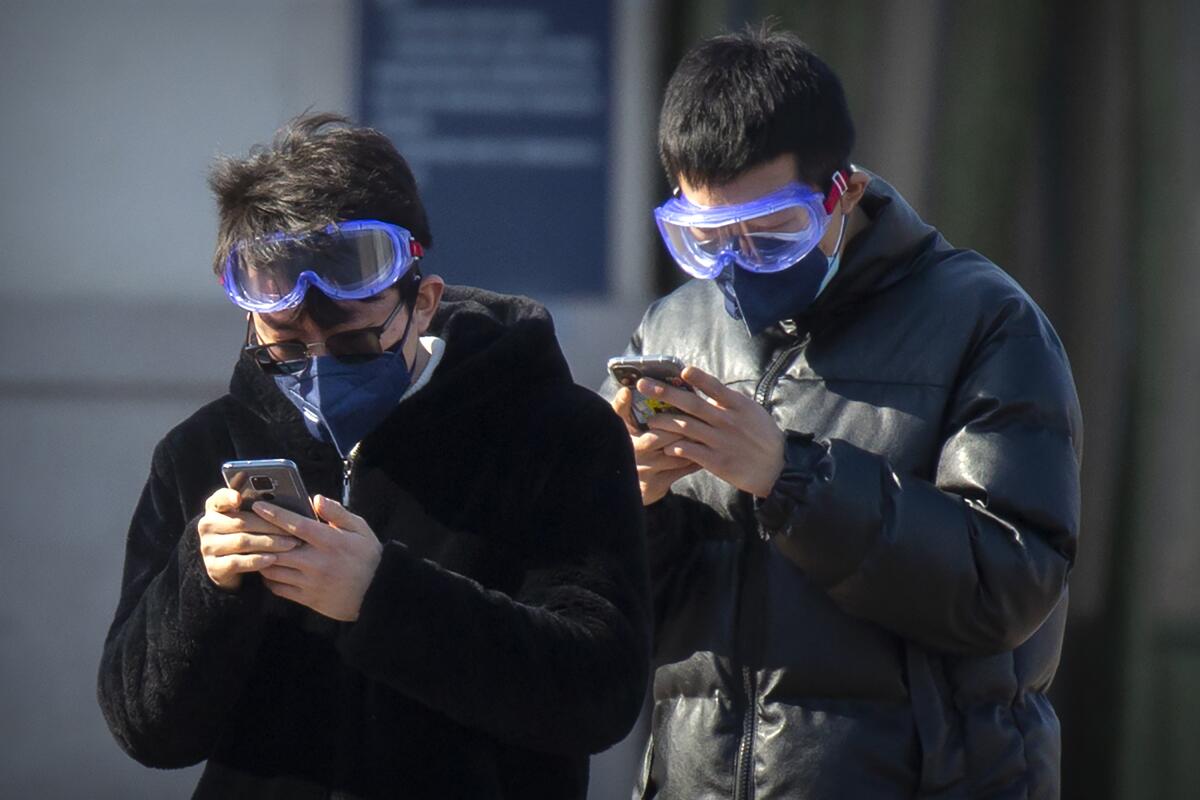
[244,295,409,374]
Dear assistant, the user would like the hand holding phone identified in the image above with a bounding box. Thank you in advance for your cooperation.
[607,355,694,430]
[197,459,312,590]
[218,461,384,620]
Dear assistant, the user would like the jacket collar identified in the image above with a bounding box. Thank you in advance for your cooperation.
[797,170,947,329]
[227,285,573,432]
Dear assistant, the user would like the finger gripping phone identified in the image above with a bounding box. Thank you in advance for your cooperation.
[221,459,316,519]
[607,354,693,429]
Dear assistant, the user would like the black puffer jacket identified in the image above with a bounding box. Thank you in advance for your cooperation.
[98,287,651,799]
[604,175,1081,799]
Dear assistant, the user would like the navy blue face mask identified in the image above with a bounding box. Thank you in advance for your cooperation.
[272,310,417,458]
[715,231,842,336]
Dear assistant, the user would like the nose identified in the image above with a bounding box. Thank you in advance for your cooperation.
[715,251,738,274]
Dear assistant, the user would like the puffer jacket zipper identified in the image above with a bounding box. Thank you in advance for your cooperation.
[755,333,810,405]
[734,665,759,800]
[732,331,812,800]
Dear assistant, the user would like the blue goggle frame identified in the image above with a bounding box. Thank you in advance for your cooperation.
[654,171,848,280]
[221,219,424,313]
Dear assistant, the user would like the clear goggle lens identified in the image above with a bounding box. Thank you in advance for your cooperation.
[223,220,421,312]
[654,176,846,280]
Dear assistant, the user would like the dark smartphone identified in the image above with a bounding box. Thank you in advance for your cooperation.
[221,458,316,519]
[607,354,693,430]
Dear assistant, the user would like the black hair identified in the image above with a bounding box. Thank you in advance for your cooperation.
[208,112,430,307]
[659,25,855,192]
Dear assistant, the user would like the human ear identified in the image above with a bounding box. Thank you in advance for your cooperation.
[838,170,871,213]
[412,274,445,336]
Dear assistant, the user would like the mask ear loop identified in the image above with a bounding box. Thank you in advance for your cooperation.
[829,209,849,259]
[823,169,851,259]
[390,265,424,374]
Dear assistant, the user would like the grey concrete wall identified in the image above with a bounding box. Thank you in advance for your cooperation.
[0,1,654,796]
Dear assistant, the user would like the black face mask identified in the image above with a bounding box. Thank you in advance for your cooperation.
[713,212,848,336]
[714,245,834,336]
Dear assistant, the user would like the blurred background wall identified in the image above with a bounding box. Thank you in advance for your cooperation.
[1,1,1197,798]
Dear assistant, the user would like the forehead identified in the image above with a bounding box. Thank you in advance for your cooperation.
[677,153,808,207]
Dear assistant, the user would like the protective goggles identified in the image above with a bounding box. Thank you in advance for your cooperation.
[654,171,848,279]
[221,220,424,312]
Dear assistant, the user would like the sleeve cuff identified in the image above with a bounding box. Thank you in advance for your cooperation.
[177,519,266,615]
[754,431,835,539]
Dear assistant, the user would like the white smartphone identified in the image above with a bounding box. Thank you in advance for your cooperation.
[221,458,315,519]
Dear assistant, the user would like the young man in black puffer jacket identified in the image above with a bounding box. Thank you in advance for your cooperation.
[603,28,1081,799]
[98,113,650,799]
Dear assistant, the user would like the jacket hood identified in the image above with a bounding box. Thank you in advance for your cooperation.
[426,283,574,390]
[229,285,573,426]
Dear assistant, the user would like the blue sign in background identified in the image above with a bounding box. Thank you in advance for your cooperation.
[360,0,611,296]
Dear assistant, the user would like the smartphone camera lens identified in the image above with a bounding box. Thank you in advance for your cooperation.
[250,475,275,492]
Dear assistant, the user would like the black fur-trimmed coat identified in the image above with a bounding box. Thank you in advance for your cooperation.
[98,287,651,799]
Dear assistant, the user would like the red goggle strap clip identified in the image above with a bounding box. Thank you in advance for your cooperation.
[409,240,425,259]
[823,169,850,215]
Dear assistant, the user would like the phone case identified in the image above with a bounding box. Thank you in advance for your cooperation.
[221,459,315,518]
[608,356,690,428]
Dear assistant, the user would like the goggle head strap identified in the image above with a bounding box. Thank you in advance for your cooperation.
[822,169,850,215]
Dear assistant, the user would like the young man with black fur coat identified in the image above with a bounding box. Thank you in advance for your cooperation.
[97,114,651,799]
